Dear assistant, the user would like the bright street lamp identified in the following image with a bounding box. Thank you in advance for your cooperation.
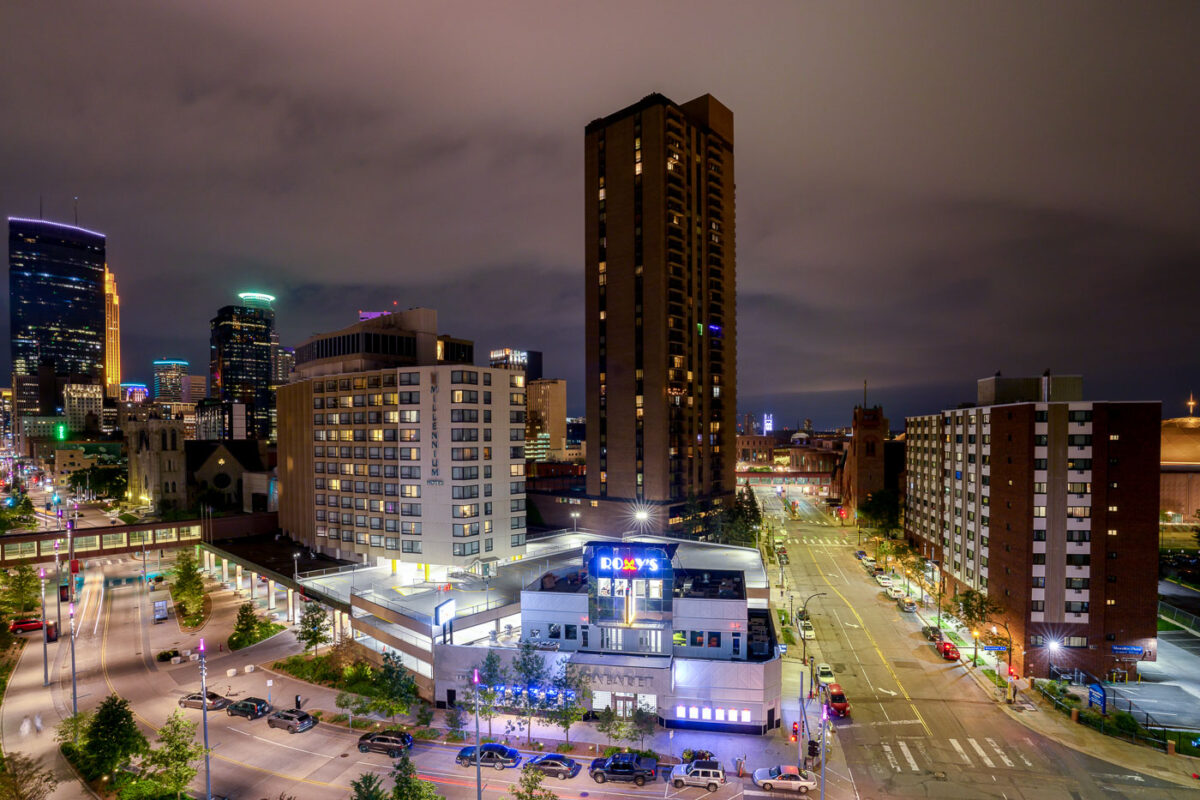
[570,511,580,532]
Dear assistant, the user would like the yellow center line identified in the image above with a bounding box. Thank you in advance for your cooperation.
[99,585,344,790]
[803,540,932,736]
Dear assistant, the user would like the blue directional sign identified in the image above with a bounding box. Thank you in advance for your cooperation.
[982,645,1007,651]
[1111,645,1144,656]
[1087,683,1107,714]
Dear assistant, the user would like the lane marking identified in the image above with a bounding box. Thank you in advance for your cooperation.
[880,743,900,772]
[986,738,1014,768]
[949,738,972,765]
[805,541,931,736]
[897,740,920,772]
[967,738,995,768]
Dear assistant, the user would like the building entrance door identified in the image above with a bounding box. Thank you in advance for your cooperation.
[615,695,635,718]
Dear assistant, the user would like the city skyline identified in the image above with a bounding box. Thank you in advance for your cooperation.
[1,2,1196,428]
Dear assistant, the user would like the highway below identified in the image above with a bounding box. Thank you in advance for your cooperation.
[761,486,1197,800]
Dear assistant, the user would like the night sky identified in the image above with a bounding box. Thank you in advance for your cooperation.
[2,2,1197,428]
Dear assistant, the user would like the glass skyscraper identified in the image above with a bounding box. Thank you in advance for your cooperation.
[210,292,275,439]
[9,217,107,379]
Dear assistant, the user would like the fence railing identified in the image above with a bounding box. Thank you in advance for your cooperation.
[1159,601,1200,633]
[1032,680,1167,751]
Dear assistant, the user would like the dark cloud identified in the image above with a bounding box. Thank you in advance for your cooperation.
[1,1,1197,426]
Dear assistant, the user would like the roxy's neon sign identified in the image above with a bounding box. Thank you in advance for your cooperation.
[598,556,659,572]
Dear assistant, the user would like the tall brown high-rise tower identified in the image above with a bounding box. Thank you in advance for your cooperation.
[584,93,736,531]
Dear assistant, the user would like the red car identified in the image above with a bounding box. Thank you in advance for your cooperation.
[936,641,960,661]
[9,618,43,633]
[827,683,850,717]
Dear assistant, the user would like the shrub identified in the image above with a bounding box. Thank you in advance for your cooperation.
[156,649,179,662]
[555,742,574,754]
[1111,710,1142,736]
[603,746,658,761]
[411,728,439,740]
[446,730,467,742]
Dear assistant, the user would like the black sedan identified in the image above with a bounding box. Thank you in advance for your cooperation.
[178,692,229,710]
[921,625,943,642]
[456,744,520,770]
[526,753,580,780]
[358,730,414,758]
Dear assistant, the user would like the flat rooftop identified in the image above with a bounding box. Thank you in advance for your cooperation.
[297,530,768,625]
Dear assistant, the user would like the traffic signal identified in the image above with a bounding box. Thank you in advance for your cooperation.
[808,739,820,758]
[790,722,799,742]
[1008,665,1017,678]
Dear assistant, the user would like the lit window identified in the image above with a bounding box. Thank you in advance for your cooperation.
[689,707,699,720]
[727,708,737,721]
[715,708,725,721]
[1109,434,1119,441]
[1108,505,1118,512]
[701,707,712,720]
[741,709,751,723]
[676,706,686,718]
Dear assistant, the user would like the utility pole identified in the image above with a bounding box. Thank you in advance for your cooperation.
[472,668,482,800]
[800,593,826,665]
[39,568,48,686]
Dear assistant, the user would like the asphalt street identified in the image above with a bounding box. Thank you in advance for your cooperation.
[760,486,1200,800]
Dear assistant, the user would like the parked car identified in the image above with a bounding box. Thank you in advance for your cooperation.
[226,697,271,720]
[815,663,835,685]
[671,760,727,791]
[752,765,819,793]
[267,708,316,733]
[588,753,657,785]
[357,730,414,757]
[936,641,960,661]
[853,550,867,560]
[897,597,917,613]
[799,620,815,640]
[526,753,580,780]
[921,625,943,642]
[779,555,790,566]
[876,575,893,588]
[826,683,850,717]
[886,586,906,599]
[178,692,229,710]
[457,744,520,770]
[8,618,43,633]
[861,557,876,569]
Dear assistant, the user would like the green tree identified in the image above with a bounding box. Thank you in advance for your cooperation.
[141,710,205,799]
[859,489,900,536]
[595,706,626,747]
[414,702,434,727]
[230,601,258,649]
[336,691,372,730]
[389,753,438,800]
[349,772,388,800]
[369,651,418,723]
[547,661,590,745]
[445,703,467,740]
[171,550,205,618]
[629,706,657,749]
[295,601,332,655]
[83,695,147,778]
[508,765,558,800]
[2,565,42,614]
[467,649,508,737]
[0,752,59,800]
[511,640,548,745]
[953,589,1003,664]
[54,711,92,745]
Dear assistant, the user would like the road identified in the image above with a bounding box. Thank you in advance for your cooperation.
[760,487,1197,800]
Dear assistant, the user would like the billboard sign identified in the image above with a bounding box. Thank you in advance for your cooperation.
[587,543,672,627]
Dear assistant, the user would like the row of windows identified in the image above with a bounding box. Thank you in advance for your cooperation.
[315,529,423,552]
[676,706,752,723]
[312,373,420,392]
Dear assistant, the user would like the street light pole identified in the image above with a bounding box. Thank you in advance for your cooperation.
[800,592,826,665]
[54,542,61,636]
[69,602,77,724]
[39,568,48,687]
[199,639,212,800]
[570,511,579,532]
[472,668,482,800]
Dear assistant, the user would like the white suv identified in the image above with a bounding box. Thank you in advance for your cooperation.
[670,761,726,791]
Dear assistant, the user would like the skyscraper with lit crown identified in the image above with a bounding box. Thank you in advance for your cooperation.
[210,292,276,440]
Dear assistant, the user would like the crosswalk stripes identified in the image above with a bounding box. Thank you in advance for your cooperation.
[985,738,1014,768]
[875,737,1037,773]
